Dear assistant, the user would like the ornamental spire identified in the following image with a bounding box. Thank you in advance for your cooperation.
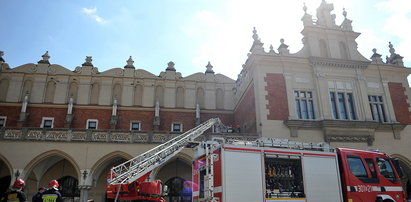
[205,61,214,74]
[124,56,135,69]
[38,51,50,64]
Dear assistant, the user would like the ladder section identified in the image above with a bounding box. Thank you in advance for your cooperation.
[255,138,332,152]
[109,118,221,185]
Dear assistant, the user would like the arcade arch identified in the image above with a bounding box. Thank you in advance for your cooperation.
[153,154,193,202]
[89,151,131,202]
[23,150,80,201]
[391,154,411,199]
[0,154,12,196]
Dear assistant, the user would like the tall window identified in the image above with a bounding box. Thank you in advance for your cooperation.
[21,80,33,101]
[369,95,387,122]
[155,85,164,107]
[87,119,98,129]
[112,83,122,104]
[330,92,357,120]
[196,87,205,109]
[134,84,143,106]
[68,82,78,103]
[0,79,9,101]
[339,42,349,59]
[44,80,56,103]
[41,117,54,128]
[319,39,329,57]
[90,83,100,105]
[176,87,185,108]
[294,90,315,119]
[0,116,6,127]
[216,88,224,109]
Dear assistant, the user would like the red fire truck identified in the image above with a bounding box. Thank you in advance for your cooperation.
[193,138,405,202]
[106,118,406,202]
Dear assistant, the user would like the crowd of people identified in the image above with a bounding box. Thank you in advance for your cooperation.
[0,179,63,202]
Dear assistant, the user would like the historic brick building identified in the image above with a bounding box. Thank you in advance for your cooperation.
[1,1,410,201]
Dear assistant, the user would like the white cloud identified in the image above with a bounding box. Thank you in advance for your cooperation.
[375,0,411,64]
[82,7,108,24]
[185,0,318,79]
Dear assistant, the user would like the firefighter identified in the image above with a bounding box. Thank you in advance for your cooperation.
[0,178,27,202]
[32,187,46,202]
[41,180,62,202]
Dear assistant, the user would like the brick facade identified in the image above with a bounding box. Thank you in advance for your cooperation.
[388,82,411,124]
[0,105,234,132]
[265,73,289,120]
[0,106,21,127]
[234,84,256,133]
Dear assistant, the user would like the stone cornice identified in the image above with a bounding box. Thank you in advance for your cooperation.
[309,57,370,69]
[284,119,406,145]
[0,128,257,144]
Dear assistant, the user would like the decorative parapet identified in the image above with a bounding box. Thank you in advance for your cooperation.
[309,57,370,69]
[0,127,258,143]
[284,119,406,146]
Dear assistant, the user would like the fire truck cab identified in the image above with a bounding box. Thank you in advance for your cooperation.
[192,138,405,202]
[338,148,405,202]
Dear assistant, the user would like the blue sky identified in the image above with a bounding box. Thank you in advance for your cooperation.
[1,0,410,80]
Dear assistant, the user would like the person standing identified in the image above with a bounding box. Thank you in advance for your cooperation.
[32,187,45,202]
[0,179,27,202]
[41,180,62,202]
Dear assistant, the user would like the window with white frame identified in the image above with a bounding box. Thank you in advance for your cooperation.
[368,95,387,123]
[172,123,182,132]
[294,90,315,119]
[330,92,357,120]
[130,121,141,131]
[41,117,54,128]
[0,116,6,127]
[87,119,98,129]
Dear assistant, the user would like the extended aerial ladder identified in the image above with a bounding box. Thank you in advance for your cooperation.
[108,118,221,186]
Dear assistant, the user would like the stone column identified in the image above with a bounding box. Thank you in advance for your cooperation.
[79,169,92,201]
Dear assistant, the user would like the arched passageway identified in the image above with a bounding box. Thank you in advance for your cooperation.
[0,158,12,197]
[155,158,192,202]
[24,151,80,201]
[89,152,130,202]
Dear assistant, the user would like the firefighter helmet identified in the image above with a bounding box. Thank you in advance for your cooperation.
[12,179,25,189]
[48,180,59,188]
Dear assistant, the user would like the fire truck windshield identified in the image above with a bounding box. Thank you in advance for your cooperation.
[377,158,397,183]
[348,156,368,178]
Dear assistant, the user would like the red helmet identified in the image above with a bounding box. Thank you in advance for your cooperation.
[12,179,25,189]
[48,180,59,188]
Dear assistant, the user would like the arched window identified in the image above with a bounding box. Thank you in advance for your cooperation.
[0,79,9,101]
[319,39,329,57]
[339,42,349,59]
[196,87,205,109]
[112,83,122,104]
[21,80,33,101]
[67,82,78,103]
[134,84,143,106]
[216,88,224,109]
[57,176,80,198]
[176,87,185,108]
[44,80,56,103]
[155,85,164,107]
[90,83,100,105]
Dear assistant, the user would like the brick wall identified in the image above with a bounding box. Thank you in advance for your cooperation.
[0,105,234,132]
[265,73,289,120]
[388,82,411,124]
[234,84,257,133]
[0,106,21,127]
